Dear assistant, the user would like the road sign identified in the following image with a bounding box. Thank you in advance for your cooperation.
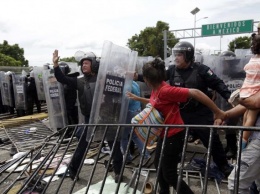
[202,19,253,36]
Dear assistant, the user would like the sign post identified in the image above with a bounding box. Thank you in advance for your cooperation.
[202,19,253,36]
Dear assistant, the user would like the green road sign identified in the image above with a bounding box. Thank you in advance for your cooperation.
[202,19,253,36]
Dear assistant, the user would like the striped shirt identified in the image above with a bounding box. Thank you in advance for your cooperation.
[240,56,260,98]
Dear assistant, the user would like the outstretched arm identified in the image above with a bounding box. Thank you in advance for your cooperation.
[126,91,149,104]
[188,89,225,122]
[225,104,246,119]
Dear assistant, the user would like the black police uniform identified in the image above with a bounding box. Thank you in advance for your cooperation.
[63,77,78,125]
[27,77,41,115]
[54,66,96,179]
[166,62,232,176]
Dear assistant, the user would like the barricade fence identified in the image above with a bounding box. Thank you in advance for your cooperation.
[0,123,259,194]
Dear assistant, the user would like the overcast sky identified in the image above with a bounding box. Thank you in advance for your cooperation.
[0,0,259,66]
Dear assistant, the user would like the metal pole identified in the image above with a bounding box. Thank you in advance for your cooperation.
[194,14,196,49]
[220,35,222,53]
[163,30,167,60]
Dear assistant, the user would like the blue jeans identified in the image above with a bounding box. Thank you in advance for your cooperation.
[121,110,150,161]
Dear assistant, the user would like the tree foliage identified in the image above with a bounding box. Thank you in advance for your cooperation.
[0,40,28,67]
[127,21,178,58]
[0,53,22,66]
[228,36,251,52]
[60,56,77,62]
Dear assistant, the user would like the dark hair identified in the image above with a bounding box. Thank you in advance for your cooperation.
[251,34,260,54]
[142,57,165,86]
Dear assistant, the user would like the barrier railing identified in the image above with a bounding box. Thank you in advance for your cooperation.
[0,123,259,194]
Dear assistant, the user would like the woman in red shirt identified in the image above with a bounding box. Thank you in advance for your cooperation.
[127,58,225,194]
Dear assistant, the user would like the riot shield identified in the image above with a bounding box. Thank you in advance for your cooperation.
[136,57,153,108]
[88,41,138,141]
[202,54,248,111]
[66,62,80,74]
[12,74,27,112]
[0,72,14,107]
[77,89,85,124]
[136,56,154,74]
[33,66,46,101]
[0,71,8,113]
[42,69,68,131]
[235,49,252,57]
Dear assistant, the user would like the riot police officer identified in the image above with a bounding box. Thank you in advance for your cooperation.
[53,51,97,181]
[53,50,123,183]
[169,41,232,176]
[26,71,41,115]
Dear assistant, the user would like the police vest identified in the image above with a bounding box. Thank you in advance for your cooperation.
[77,76,96,117]
[170,63,203,111]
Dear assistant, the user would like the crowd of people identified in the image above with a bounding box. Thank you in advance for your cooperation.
[0,70,42,116]
[1,26,259,193]
[51,30,260,193]
[51,39,257,194]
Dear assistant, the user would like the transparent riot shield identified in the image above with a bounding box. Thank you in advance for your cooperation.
[0,72,14,107]
[33,66,46,101]
[42,69,68,131]
[21,70,28,77]
[195,52,204,64]
[66,62,80,74]
[77,89,85,124]
[88,41,138,141]
[136,56,154,74]
[164,55,173,69]
[201,54,249,111]
[12,74,27,111]
[217,55,249,110]
[136,57,153,108]
[0,71,6,108]
[235,49,252,57]
[0,71,4,100]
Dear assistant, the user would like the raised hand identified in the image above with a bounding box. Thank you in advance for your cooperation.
[53,50,60,67]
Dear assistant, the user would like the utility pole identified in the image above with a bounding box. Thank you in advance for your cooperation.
[163,30,167,60]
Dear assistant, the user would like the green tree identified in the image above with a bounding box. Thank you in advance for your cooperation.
[228,36,251,52]
[127,21,178,58]
[60,56,77,62]
[0,40,28,67]
[0,53,22,66]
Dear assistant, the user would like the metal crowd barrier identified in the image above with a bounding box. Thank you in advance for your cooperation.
[0,123,259,194]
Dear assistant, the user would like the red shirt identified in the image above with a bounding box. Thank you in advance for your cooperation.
[149,81,189,137]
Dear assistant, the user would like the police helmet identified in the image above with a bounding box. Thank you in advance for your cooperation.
[6,71,13,75]
[59,62,71,75]
[172,41,195,62]
[220,51,236,57]
[30,71,34,78]
[79,52,99,74]
[43,63,50,70]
